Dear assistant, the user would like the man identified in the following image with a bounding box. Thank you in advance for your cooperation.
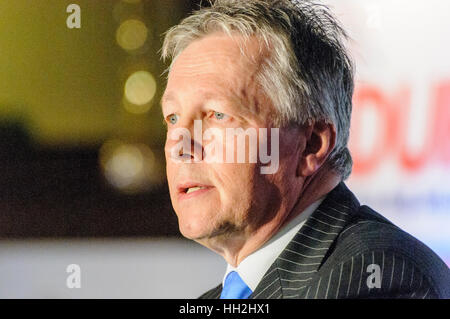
[160,0,450,299]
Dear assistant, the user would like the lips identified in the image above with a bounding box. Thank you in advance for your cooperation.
[177,182,214,200]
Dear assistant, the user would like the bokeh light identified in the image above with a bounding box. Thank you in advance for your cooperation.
[99,140,159,193]
[124,70,157,108]
[116,19,148,51]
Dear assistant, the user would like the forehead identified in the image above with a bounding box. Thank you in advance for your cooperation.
[164,34,264,96]
[171,34,257,75]
[162,33,275,122]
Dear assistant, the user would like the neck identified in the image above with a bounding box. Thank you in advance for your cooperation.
[198,168,341,267]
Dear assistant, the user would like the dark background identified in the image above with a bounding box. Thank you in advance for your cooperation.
[0,0,211,238]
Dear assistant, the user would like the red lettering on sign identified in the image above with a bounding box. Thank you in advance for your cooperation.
[350,86,396,175]
[433,81,450,165]
[397,87,431,172]
[349,79,450,176]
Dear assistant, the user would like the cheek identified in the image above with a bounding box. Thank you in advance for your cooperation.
[212,163,258,204]
[164,137,177,164]
[165,161,177,198]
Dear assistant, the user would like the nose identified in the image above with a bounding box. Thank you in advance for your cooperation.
[177,139,203,162]
[166,122,204,163]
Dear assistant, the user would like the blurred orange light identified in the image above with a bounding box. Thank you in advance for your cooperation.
[99,140,159,193]
[124,70,157,109]
[116,19,148,51]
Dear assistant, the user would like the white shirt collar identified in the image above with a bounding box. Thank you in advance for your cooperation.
[222,196,325,291]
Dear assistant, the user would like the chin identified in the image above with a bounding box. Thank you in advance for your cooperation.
[176,212,211,239]
[178,223,211,241]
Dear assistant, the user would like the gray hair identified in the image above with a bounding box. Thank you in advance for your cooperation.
[161,0,354,180]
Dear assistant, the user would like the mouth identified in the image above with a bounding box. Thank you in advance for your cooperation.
[177,182,214,200]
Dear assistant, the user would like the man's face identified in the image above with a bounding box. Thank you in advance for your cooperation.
[162,34,301,243]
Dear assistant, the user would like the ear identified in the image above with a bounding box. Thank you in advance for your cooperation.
[297,121,336,177]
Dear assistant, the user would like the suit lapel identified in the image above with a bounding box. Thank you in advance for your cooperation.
[250,182,359,299]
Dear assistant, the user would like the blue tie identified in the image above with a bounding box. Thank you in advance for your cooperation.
[220,271,252,299]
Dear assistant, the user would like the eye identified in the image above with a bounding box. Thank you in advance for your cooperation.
[213,111,228,120]
[167,114,179,125]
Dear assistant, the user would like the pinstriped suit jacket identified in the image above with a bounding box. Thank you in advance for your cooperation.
[199,183,450,299]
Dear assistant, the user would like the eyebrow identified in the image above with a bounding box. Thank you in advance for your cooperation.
[160,90,246,115]
[161,90,225,108]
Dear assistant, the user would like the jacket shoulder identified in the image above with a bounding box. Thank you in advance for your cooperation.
[320,204,450,298]
[198,284,222,299]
